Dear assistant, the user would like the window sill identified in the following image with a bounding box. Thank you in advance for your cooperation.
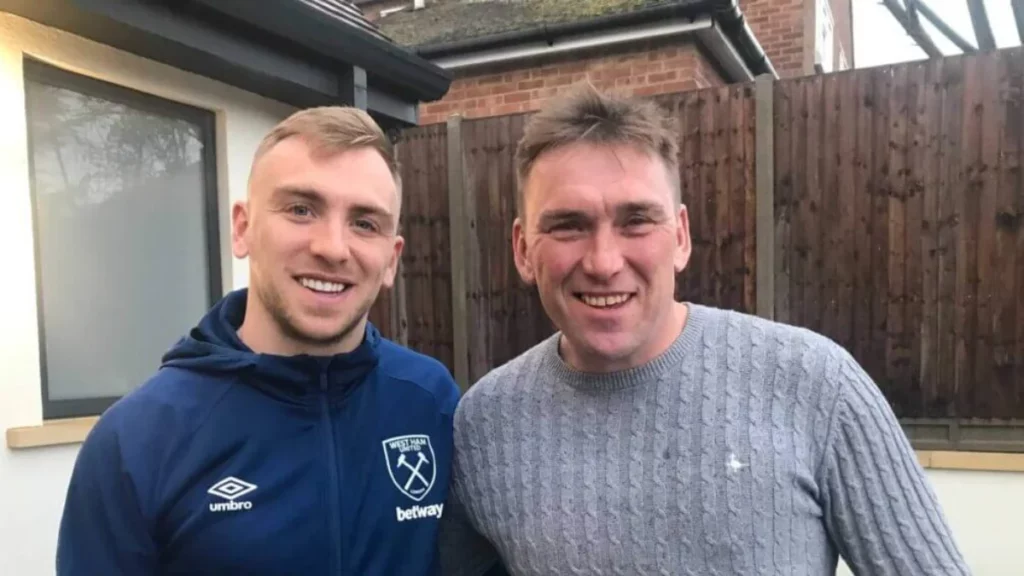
[5,417,98,450]
[917,450,1024,473]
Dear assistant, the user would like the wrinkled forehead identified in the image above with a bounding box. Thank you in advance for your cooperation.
[521,142,677,220]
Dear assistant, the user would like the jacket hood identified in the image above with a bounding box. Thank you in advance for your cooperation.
[161,288,381,398]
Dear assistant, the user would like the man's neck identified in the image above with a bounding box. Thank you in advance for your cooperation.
[560,301,689,373]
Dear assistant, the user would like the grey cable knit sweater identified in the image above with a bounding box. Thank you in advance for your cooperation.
[438,303,970,576]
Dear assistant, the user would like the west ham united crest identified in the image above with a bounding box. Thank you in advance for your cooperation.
[382,434,436,502]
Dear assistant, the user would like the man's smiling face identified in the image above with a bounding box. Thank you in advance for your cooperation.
[512,141,691,372]
[233,137,403,355]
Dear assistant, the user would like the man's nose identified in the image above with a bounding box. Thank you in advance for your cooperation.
[581,226,624,279]
[309,220,352,262]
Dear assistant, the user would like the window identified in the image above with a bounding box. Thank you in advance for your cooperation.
[23,59,222,420]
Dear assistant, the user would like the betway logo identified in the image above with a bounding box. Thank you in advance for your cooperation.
[396,503,444,522]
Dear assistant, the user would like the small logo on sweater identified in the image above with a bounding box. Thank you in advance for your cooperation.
[382,434,436,502]
[726,453,748,473]
[207,476,257,512]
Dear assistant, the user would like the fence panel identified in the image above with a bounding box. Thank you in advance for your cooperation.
[377,48,1024,431]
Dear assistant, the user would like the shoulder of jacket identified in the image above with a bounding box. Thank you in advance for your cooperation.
[376,338,460,416]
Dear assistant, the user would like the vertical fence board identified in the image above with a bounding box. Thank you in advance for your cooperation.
[870,68,892,393]
[937,56,964,417]
[905,60,928,415]
[447,116,468,390]
[957,55,982,416]
[727,85,745,312]
[994,50,1024,417]
[805,75,824,335]
[747,82,762,317]
[462,119,487,383]
[1016,48,1024,416]
[853,71,875,369]
[920,57,944,416]
[821,71,840,342]
[888,64,911,413]
[790,78,808,328]
[836,70,857,353]
[773,81,792,324]
[976,53,1001,417]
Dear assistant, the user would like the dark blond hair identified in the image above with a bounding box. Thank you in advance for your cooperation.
[514,82,680,216]
[253,106,401,208]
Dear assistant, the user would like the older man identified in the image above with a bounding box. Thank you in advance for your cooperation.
[438,84,970,576]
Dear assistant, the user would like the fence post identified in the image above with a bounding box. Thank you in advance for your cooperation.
[755,73,776,320]
[446,114,470,392]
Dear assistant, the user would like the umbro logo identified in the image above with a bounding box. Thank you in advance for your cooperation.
[207,476,257,512]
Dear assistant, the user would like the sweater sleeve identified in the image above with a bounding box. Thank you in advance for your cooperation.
[818,355,972,576]
[56,417,158,575]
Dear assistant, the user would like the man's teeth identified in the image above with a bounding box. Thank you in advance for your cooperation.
[300,278,348,293]
[579,293,631,308]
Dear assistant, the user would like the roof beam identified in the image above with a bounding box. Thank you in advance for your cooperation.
[883,0,943,58]
[966,0,997,51]
[915,0,976,53]
[1012,0,1024,44]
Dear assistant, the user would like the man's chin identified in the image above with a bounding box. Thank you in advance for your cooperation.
[278,314,363,348]
[563,330,639,365]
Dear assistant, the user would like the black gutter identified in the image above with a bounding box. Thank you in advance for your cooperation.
[188,0,453,102]
[412,0,775,78]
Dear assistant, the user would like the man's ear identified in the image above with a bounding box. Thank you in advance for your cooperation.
[382,235,405,289]
[231,200,251,259]
[674,203,692,273]
[511,217,535,284]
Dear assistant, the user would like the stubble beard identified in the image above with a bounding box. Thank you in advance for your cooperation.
[255,278,370,351]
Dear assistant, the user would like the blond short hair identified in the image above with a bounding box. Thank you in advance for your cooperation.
[253,106,401,208]
[514,82,680,216]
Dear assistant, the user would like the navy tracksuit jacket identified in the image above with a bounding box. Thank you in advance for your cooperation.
[56,288,460,575]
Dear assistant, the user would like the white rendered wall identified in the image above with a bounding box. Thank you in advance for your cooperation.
[0,11,292,574]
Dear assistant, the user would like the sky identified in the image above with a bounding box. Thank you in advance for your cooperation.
[853,0,1020,68]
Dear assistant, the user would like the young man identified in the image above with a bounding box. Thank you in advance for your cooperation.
[57,107,459,575]
[438,85,971,575]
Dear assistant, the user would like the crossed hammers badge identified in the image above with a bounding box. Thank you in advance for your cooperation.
[382,434,437,501]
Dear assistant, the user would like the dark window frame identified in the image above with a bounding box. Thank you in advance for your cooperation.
[22,57,223,420]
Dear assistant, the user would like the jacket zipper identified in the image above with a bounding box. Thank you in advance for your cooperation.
[320,368,343,574]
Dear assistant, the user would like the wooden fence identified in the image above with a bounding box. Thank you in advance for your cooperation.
[370,48,1024,451]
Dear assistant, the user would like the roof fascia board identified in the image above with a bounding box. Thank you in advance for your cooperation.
[695,20,754,82]
[189,0,452,102]
[429,16,754,84]
[1,0,426,125]
[431,17,712,71]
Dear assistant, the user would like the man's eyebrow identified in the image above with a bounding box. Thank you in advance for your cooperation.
[537,209,589,227]
[272,186,326,206]
[350,203,394,222]
[617,201,669,219]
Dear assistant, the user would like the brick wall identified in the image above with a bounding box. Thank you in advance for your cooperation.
[419,41,722,125]
[741,0,854,77]
[742,0,809,77]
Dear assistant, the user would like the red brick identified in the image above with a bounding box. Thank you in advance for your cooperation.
[504,91,531,104]
[647,71,678,83]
